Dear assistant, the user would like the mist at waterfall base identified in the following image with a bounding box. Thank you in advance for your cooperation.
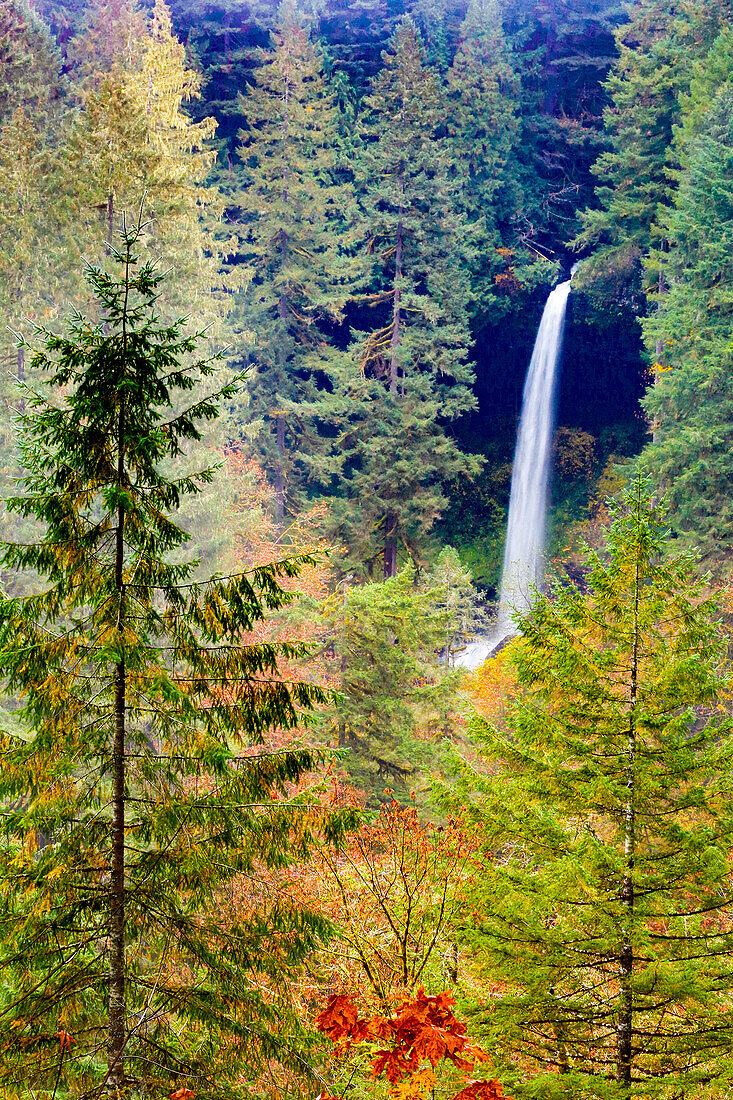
[456,278,572,670]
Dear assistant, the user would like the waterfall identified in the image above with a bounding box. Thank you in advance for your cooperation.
[457,278,572,670]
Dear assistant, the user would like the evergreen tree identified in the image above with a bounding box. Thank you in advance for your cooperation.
[233,0,354,520]
[411,0,454,72]
[168,0,283,36]
[642,41,733,563]
[0,6,69,574]
[323,564,455,804]
[428,545,490,666]
[574,0,687,301]
[0,111,59,413]
[575,0,732,308]
[63,0,222,327]
[165,0,261,165]
[306,18,479,577]
[64,72,156,259]
[126,0,223,320]
[0,0,62,122]
[317,0,402,97]
[25,0,81,40]
[65,0,148,89]
[441,472,733,1097]
[446,0,521,315]
[0,0,66,343]
[0,225,348,1099]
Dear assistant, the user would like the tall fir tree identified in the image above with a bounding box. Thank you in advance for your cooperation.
[63,0,222,328]
[0,225,349,1099]
[317,0,402,97]
[574,0,733,309]
[574,0,688,302]
[305,17,479,577]
[0,0,62,122]
[411,0,454,72]
[24,0,81,39]
[0,0,65,349]
[65,0,148,89]
[233,0,355,520]
[126,0,224,322]
[446,0,521,316]
[641,32,733,563]
[322,564,456,804]
[0,111,59,414]
[441,472,733,1098]
[0,3,67,525]
[164,0,260,165]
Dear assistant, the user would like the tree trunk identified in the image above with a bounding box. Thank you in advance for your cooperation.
[279,65,289,322]
[108,654,126,1091]
[616,532,640,1089]
[338,582,348,745]
[16,345,25,415]
[15,274,25,412]
[449,941,458,984]
[652,258,666,445]
[275,413,285,523]
[279,226,288,322]
[275,209,287,522]
[383,205,404,576]
[107,192,114,254]
[108,262,127,1092]
[389,217,403,394]
[550,986,569,1075]
[383,511,397,579]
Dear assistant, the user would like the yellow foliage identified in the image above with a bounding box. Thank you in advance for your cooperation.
[465,647,518,725]
[125,0,217,175]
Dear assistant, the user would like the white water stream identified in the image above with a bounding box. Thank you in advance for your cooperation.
[457,277,572,670]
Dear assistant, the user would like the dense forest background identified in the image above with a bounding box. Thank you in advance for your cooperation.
[7,0,732,589]
[2,0,701,598]
[4,0,733,1096]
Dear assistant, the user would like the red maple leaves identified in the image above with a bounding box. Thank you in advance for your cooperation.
[453,1080,507,1100]
[316,987,505,1100]
[370,987,487,1083]
[315,994,375,1049]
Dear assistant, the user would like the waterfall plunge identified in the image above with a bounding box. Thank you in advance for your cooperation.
[457,278,572,670]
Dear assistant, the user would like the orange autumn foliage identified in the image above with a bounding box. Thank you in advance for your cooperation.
[311,795,472,1007]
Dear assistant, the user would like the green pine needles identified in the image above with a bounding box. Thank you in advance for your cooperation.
[445,472,733,1099]
[0,223,348,1099]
